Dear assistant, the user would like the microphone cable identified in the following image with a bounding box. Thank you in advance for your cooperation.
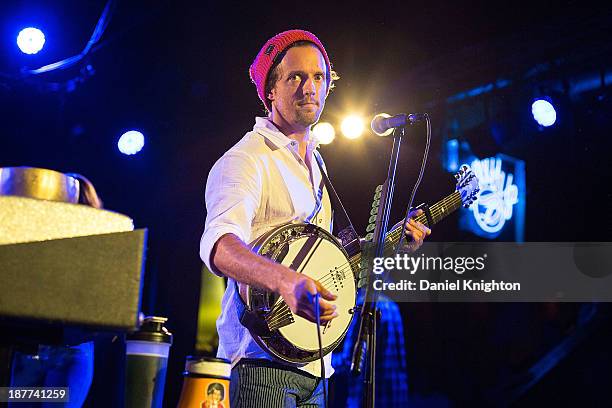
[397,113,432,250]
[314,293,328,408]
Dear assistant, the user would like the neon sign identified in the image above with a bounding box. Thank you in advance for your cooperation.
[470,157,519,234]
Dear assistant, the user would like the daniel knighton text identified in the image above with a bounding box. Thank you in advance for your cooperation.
[371,253,522,294]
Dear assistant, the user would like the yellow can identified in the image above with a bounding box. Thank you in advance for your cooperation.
[177,356,231,408]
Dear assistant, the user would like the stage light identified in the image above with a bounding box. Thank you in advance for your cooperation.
[17,27,45,55]
[531,99,556,127]
[444,139,459,172]
[118,131,145,155]
[312,122,335,145]
[340,115,364,139]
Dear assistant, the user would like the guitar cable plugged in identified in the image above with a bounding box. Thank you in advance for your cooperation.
[313,292,328,408]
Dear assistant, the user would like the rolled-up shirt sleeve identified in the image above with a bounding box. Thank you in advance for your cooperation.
[199,150,262,275]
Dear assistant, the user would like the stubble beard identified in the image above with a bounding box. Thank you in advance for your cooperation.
[295,104,323,128]
[295,110,317,128]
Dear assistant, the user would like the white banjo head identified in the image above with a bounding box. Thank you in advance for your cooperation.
[276,234,356,352]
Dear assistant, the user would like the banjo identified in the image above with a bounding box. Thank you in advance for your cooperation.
[237,165,479,365]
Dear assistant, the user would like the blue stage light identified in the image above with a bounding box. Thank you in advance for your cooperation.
[118,131,145,155]
[531,99,556,127]
[444,139,459,172]
[17,27,45,55]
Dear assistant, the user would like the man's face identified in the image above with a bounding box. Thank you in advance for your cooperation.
[268,44,327,130]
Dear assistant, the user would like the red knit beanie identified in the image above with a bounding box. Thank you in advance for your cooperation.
[249,29,332,111]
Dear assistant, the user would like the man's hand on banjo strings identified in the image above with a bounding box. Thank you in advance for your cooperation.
[280,271,338,324]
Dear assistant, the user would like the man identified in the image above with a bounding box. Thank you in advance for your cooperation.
[200,29,430,407]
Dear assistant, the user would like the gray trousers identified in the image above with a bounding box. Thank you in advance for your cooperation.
[230,359,326,408]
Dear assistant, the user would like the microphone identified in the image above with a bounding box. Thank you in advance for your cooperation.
[371,112,426,136]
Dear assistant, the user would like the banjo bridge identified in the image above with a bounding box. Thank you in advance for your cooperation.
[330,267,348,291]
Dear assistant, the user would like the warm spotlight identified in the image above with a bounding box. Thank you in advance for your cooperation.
[118,130,145,155]
[340,115,364,139]
[312,122,335,145]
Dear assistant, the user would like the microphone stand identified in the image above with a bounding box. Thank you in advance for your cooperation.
[351,126,405,408]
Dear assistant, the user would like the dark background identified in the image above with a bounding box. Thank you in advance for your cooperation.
[1,0,611,406]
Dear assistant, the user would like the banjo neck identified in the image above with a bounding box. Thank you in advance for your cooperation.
[347,190,463,273]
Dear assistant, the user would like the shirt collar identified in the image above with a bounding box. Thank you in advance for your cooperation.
[253,117,320,150]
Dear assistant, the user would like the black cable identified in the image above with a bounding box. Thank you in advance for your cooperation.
[397,114,432,250]
[314,293,328,408]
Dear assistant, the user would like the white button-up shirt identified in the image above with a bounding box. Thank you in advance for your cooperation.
[200,117,333,377]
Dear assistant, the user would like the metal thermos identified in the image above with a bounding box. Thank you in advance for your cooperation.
[125,316,173,408]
